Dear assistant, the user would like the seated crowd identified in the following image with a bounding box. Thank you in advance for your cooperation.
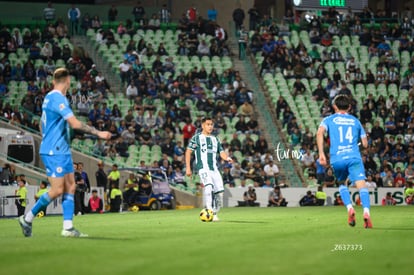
[250,7,414,191]
[0,6,277,191]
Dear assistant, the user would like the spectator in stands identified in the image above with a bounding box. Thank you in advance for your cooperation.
[68,4,81,36]
[312,83,328,101]
[126,81,138,100]
[159,4,171,24]
[323,167,335,187]
[182,118,196,147]
[148,13,161,30]
[263,160,279,186]
[119,59,131,86]
[232,5,245,31]
[108,5,118,22]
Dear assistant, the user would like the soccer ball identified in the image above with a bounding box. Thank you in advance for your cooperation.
[131,205,139,212]
[36,211,44,218]
[199,208,213,222]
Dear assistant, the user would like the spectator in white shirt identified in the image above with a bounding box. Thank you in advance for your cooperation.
[263,160,279,186]
[126,82,138,100]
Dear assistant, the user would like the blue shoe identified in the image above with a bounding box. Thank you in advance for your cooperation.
[18,215,32,237]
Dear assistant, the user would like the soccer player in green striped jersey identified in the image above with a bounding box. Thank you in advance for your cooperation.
[185,117,233,221]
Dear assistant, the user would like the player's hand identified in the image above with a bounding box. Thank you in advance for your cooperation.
[186,168,192,177]
[319,154,327,166]
[98,131,111,140]
[226,157,233,164]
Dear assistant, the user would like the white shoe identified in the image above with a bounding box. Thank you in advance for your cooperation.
[76,212,82,216]
[213,215,220,222]
[61,228,88,238]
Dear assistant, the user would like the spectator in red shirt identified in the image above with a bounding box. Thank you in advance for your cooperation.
[87,190,103,213]
[182,119,197,147]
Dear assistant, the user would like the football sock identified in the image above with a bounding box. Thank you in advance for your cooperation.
[62,193,75,230]
[204,184,213,211]
[26,192,52,223]
[359,188,370,215]
[339,185,352,209]
[213,192,223,214]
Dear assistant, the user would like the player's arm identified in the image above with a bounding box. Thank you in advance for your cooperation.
[219,151,233,163]
[185,148,193,177]
[67,116,111,140]
[316,126,327,166]
[359,123,368,148]
[360,136,368,148]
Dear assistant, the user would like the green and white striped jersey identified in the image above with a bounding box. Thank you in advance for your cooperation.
[187,133,223,171]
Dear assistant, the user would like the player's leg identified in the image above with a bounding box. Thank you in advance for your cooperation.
[211,171,224,221]
[332,161,355,226]
[199,170,214,211]
[61,172,87,237]
[355,180,372,228]
[349,159,372,228]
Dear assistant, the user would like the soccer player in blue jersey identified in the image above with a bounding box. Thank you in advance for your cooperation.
[317,95,372,228]
[19,68,111,237]
[185,117,233,222]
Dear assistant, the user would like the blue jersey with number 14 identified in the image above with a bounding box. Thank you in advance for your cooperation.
[40,90,74,156]
[319,113,366,163]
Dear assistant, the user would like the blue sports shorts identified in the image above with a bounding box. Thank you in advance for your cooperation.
[41,154,74,177]
[331,158,366,184]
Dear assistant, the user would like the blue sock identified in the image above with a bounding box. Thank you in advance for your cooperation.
[359,188,370,209]
[31,192,52,216]
[339,185,352,207]
[62,193,74,221]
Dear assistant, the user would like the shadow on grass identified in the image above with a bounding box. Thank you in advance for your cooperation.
[223,220,269,224]
[80,236,135,241]
[372,227,414,231]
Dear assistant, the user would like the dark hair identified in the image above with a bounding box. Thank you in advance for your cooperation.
[201,117,213,123]
[92,189,98,193]
[333,95,350,111]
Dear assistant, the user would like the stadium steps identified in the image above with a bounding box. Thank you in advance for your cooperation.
[71,35,123,97]
[226,34,303,187]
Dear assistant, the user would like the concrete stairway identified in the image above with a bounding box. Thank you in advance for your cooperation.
[226,34,304,186]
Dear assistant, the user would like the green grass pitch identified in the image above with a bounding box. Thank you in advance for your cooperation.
[1,206,412,275]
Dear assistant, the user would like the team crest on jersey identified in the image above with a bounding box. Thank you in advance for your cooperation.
[56,167,63,173]
[59,103,65,110]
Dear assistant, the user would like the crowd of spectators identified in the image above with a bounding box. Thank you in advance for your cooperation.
[88,5,280,189]
[250,6,414,190]
[1,3,278,190]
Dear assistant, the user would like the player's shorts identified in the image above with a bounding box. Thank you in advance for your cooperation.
[331,158,366,184]
[41,154,74,177]
[198,169,224,193]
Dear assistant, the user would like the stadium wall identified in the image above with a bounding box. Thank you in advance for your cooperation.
[0,185,105,216]
[223,187,407,207]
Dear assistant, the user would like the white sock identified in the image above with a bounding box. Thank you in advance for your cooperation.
[204,185,213,211]
[346,204,353,211]
[25,211,34,223]
[363,207,370,215]
[63,220,73,230]
[213,192,223,215]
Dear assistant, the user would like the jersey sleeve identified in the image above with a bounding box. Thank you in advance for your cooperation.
[51,94,74,120]
[358,120,367,138]
[216,137,224,153]
[187,135,198,151]
[319,117,328,131]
